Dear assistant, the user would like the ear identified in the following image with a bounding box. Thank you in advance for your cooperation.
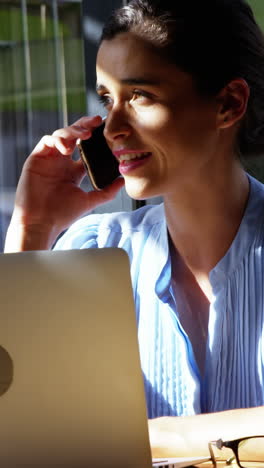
[216,78,250,129]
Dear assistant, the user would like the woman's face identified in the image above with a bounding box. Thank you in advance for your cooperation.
[96,32,222,200]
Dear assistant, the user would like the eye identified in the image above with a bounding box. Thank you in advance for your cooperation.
[97,94,112,108]
[131,89,154,104]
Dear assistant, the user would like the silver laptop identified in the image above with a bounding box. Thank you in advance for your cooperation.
[0,248,210,468]
[0,248,152,468]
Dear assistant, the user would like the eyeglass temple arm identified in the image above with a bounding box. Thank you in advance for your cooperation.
[208,439,236,467]
[208,441,220,468]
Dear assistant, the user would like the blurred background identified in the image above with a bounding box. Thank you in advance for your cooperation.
[0,0,263,251]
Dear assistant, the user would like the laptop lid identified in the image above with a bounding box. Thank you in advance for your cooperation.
[0,248,152,468]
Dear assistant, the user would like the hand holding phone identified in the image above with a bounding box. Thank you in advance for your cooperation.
[77,122,120,191]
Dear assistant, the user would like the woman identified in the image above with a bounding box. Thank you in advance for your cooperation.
[5,0,264,457]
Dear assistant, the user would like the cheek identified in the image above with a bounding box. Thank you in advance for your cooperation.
[133,105,216,152]
[134,107,176,140]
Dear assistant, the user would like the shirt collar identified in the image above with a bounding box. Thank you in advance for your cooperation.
[153,174,264,297]
[209,174,264,290]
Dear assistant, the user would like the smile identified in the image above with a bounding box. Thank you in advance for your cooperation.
[118,152,151,162]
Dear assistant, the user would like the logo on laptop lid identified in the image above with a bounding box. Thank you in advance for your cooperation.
[0,346,13,396]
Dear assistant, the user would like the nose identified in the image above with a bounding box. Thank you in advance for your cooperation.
[103,110,132,143]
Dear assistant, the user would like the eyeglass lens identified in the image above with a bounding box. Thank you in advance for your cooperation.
[238,437,264,468]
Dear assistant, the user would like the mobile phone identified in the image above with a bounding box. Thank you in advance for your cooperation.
[77,122,120,191]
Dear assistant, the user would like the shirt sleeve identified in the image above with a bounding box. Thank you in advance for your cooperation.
[53,214,103,251]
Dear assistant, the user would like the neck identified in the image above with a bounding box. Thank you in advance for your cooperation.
[165,163,249,280]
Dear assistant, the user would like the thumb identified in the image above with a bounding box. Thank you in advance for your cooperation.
[82,177,125,211]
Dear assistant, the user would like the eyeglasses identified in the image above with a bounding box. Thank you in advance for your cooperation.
[209,436,264,468]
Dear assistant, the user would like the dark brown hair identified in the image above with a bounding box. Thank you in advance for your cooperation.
[101,0,264,157]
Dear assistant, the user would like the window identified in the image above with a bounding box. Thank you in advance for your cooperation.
[0,0,86,250]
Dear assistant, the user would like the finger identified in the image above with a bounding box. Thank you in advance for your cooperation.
[30,135,77,157]
[82,177,125,210]
[72,115,102,129]
[53,126,91,141]
[53,115,102,140]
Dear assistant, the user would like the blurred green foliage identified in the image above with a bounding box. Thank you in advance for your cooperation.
[242,1,264,181]
[0,7,69,41]
[249,0,264,27]
[0,3,86,114]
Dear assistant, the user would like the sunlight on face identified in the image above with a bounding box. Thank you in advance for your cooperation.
[96,32,220,200]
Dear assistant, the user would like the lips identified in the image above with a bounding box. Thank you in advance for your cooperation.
[112,150,152,175]
[119,152,151,163]
[113,150,152,163]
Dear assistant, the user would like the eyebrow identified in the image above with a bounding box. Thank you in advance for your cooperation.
[96,77,161,91]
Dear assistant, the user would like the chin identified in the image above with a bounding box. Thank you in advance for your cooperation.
[124,176,160,201]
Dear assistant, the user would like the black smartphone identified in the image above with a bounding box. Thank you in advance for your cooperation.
[77,122,120,191]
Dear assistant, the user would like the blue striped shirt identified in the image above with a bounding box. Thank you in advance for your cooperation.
[54,174,264,417]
